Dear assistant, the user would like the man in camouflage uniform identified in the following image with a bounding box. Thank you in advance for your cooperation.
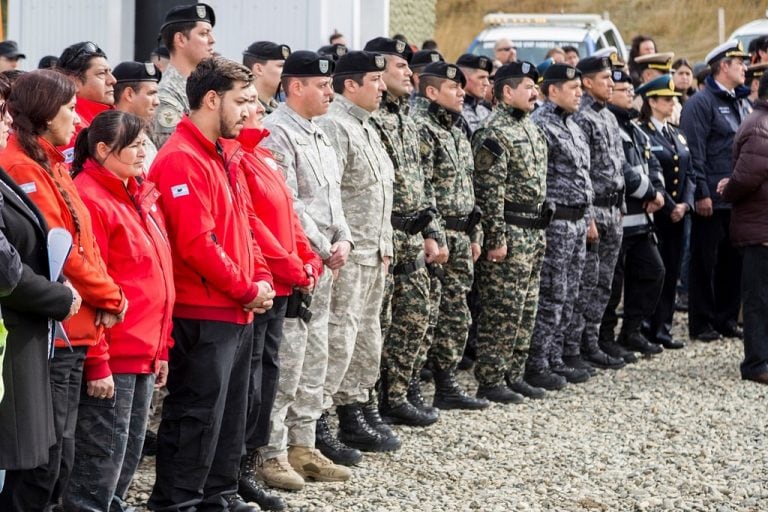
[258,51,354,490]
[562,56,626,374]
[365,37,441,427]
[151,3,216,148]
[242,41,291,115]
[457,53,493,136]
[315,51,398,456]
[471,61,549,403]
[412,62,489,411]
[525,63,594,390]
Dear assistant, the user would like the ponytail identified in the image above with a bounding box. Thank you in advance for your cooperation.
[71,126,91,178]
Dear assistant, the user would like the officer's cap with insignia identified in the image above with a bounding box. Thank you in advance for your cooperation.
[536,58,555,84]
[541,63,581,84]
[455,53,493,73]
[113,61,159,83]
[333,51,386,76]
[317,44,348,62]
[410,50,444,69]
[611,69,632,84]
[244,41,291,61]
[420,61,466,87]
[705,40,751,66]
[282,51,334,77]
[634,52,675,72]
[494,61,538,83]
[577,55,612,75]
[364,37,413,63]
[592,46,624,68]
[635,75,681,97]
[746,62,768,83]
[160,3,215,32]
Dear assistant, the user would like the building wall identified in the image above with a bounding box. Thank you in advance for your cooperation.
[389,0,436,47]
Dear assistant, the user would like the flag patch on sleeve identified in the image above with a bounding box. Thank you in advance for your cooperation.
[171,184,190,198]
[19,182,37,194]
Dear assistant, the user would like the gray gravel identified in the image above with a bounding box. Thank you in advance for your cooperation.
[127,318,768,511]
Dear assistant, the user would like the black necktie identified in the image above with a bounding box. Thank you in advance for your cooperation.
[663,126,675,145]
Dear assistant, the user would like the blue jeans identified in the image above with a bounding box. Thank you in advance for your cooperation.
[62,373,155,512]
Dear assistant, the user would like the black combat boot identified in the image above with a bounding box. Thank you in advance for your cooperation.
[337,404,400,452]
[223,493,260,511]
[524,369,567,390]
[551,363,591,383]
[432,365,489,410]
[582,349,626,369]
[406,376,440,422]
[599,339,639,363]
[562,355,597,376]
[315,411,362,466]
[360,401,402,450]
[238,449,287,511]
[506,377,547,399]
[476,384,524,404]
[381,400,439,426]
[619,331,663,355]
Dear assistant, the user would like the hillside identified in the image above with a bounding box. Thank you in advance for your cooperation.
[435,0,766,62]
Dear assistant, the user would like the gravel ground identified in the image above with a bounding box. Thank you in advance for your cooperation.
[126,316,767,511]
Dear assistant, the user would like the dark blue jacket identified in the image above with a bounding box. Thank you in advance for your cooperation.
[679,74,752,209]
[640,119,695,213]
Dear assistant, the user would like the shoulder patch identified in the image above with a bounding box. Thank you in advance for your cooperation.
[156,106,182,129]
[270,151,285,163]
[19,181,37,194]
[481,138,504,158]
[474,137,503,172]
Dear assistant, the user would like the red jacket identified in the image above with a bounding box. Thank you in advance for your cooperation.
[59,97,114,163]
[148,116,272,324]
[74,160,175,376]
[0,135,126,379]
[235,128,323,296]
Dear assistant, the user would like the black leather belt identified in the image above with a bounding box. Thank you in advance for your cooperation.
[391,212,417,232]
[552,204,587,221]
[503,201,550,229]
[390,257,427,276]
[593,191,623,208]
[503,201,541,215]
[443,214,470,232]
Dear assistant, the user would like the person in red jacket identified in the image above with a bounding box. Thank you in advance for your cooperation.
[0,69,127,511]
[58,111,175,511]
[146,57,275,512]
[232,87,323,510]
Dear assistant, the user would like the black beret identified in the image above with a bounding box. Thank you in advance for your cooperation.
[576,56,612,75]
[456,53,493,73]
[317,44,348,62]
[495,61,538,82]
[244,41,291,61]
[411,50,444,68]
[113,61,160,83]
[282,51,334,77]
[151,46,170,59]
[542,63,582,84]
[363,37,413,63]
[334,51,386,76]
[611,69,632,83]
[420,62,466,87]
[160,3,215,32]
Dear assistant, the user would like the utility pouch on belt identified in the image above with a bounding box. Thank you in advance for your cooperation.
[465,205,483,235]
[410,206,438,236]
[285,289,313,322]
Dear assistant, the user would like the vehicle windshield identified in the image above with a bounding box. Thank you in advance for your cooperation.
[469,39,588,63]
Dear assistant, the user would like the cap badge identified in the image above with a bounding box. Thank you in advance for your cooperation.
[396,40,406,53]
[282,46,290,59]
[196,5,206,18]
[447,66,457,79]
[375,54,385,69]
[521,62,531,73]
[336,46,347,56]
[319,59,329,74]
[479,57,488,68]
[566,67,576,79]
[430,53,440,62]
[612,70,621,81]
[145,62,157,75]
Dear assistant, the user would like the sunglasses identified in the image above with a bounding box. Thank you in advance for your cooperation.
[59,41,104,68]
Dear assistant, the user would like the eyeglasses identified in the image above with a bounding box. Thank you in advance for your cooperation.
[615,87,635,96]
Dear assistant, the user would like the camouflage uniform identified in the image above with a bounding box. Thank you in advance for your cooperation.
[316,94,393,408]
[260,96,280,115]
[565,93,625,359]
[472,104,548,387]
[412,100,481,372]
[259,103,352,458]
[461,94,492,135]
[370,92,436,404]
[526,100,593,374]
[151,64,188,149]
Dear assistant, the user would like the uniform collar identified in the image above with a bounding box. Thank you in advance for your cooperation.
[80,159,141,200]
[382,91,409,114]
[75,97,114,127]
[427,100,461,128]
[277,102,320,135]
[332,93,372,123]
[236,127,270,152]
[499,102,527,120]
[581,93,605,112]
[176,116,225,159]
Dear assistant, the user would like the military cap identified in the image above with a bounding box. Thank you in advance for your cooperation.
[113,61,159,83]
[411,50,444,68]
[244,41,291,61]
[150,46,170,59]
[334,51,386,76]
[364,37,413,62]
[592,46,624,68]
[455,53,493,73]
[536,58,555,84]
[705,40,750,65]
[541,63,581,84]
[635,75,681,97]
[282,50,334,77]
[317,44,348,62]
[634,52,675,72]
[611,68,632,83]
[576,55,612,75]
[494,60,538,83]
[420,61,466,87]
[160,3,215,32]
[746,62,768,83]
[0,40,25,59]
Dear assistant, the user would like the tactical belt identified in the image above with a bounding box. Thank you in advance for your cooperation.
[552,204,587,221]
[390,257,427,276]
[443,214,470,232]
[593,191,623,208]
[503,201,551,229]
[391,212,416,232]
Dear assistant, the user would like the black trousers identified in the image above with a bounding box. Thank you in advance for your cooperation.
[648,215,686,343]
[148,318,253,512]
[599,232,665,341]
[688,210,742,335]
[245,296,287,452]
[740,245,768,379]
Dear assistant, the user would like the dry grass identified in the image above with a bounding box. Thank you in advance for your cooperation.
[435,0,766,62]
